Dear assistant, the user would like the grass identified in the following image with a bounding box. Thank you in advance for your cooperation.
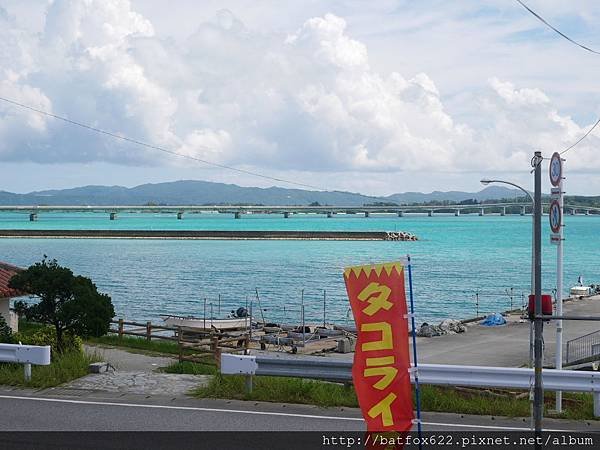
[191,372,597,420]
[86,335,182,355]
[195,373,359,407]
[0,350,100,389]
[163,360,217,375]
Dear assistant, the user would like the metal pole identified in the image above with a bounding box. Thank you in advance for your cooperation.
[203,298,206,330]
[301,289,305,346]
[476,292,479,317]
[510,287,514,310]
[24,363,31,382]
[249,296,253,343]
[218,293,221,315]
[210,303,213,328]
[323,289,326,327]
[533,151,544,443]
[555,163,564,413]
[407,256,423,447]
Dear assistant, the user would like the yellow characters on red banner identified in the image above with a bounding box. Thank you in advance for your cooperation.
[344,262,414,433]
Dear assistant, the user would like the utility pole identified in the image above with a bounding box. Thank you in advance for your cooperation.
[532,151,544,443]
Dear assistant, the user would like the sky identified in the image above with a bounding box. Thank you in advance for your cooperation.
[1,0,600,196]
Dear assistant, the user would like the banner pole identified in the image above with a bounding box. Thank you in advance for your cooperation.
[407,255,423,443]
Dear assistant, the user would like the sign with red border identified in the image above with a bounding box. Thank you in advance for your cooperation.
[549,152,562,187]
[549,200,562,233]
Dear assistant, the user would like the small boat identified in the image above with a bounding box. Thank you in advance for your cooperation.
[161,314,251,331]
[570,286,591,297]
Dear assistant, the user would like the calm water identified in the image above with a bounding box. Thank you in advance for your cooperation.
[1,211,598,325]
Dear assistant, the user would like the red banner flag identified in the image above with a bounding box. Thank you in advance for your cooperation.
[344,262,414,433]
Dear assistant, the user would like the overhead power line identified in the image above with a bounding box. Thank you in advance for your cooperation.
[0,96,325,191]
[560,116,600,155]
[515,0,600,55]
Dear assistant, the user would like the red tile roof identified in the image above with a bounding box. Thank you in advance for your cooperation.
[0,262,24,298]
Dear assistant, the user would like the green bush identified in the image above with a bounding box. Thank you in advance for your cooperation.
[0,314,14,344]
[14,326,82,358]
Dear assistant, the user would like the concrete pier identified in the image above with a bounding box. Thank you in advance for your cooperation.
[326,212,332,218]
[500,207,505,216]
[234,212,242,219]
[520,206,526,216]
[428,210,433,217]
[177,212,183,220]
[109,212,117,221]
[479,208,484,216]
[397,211,404,217]
[364,211,370,218]
[283,212,290,219]
[29,213,37,222]
[454,210,460,217]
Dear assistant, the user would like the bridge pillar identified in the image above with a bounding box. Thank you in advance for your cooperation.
[364,211,370,218]
[177,212,184,220]
[428,210,433,217]
[500,207,505,216]
[109,212,117,220]
[29,213,37,222]
[326,211,332,218]
[454,209,460,217]
[283,212,290,219]
[397,211,403,217]
[569,209,575,216]
[585,210,590,216]
[520,206,526,216]
[479,208,484,216]
[234,211,242,219]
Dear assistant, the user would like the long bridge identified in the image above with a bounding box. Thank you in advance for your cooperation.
[0,203,599,221]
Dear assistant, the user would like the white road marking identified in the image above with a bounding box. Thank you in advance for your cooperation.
[0,394,363,422]
[0,394,576,431]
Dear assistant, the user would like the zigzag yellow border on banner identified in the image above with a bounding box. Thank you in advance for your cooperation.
[343,261,404,279]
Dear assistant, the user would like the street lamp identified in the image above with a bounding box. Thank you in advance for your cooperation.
[481,177,536,431]
[480,179,534,295]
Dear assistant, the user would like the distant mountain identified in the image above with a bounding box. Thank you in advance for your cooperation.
[0,180,523,206]
[387,186,527,204]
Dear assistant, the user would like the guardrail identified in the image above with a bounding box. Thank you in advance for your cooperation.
[0,343,51,381]
[221,354,600,417]
[566,329,600,367]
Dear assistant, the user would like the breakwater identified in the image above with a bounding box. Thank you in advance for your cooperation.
[0,229,417,241]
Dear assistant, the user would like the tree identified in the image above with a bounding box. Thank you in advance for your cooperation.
[9,258,114,353]
[0,313,13,343]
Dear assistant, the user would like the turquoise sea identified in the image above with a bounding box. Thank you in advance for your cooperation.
[1,211,598,325]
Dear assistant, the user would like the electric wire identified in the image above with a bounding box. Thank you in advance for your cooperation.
[515,0,600,55]
[560,116,600,155]
[0,96,325,191]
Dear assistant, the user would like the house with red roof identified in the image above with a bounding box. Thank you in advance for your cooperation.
[0,261,25,332]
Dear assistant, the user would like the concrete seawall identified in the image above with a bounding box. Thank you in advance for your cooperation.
[0,229,417,241]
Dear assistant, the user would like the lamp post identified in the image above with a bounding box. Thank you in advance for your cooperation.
[480,179,534,295]
[481,178,536,430]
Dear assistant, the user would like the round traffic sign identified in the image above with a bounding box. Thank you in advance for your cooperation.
[549,200,562,233]
[549,152,562,187]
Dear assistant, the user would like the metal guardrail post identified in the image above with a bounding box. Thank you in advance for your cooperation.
[24,363,31,382]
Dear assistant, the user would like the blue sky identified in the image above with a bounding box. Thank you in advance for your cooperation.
[1,0,600,195]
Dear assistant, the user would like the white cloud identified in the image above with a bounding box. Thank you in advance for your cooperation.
[0,1,599,194]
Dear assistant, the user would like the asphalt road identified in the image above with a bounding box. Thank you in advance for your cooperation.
[1,388,597,433]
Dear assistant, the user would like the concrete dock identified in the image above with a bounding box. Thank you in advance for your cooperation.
[414,295,600,367]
